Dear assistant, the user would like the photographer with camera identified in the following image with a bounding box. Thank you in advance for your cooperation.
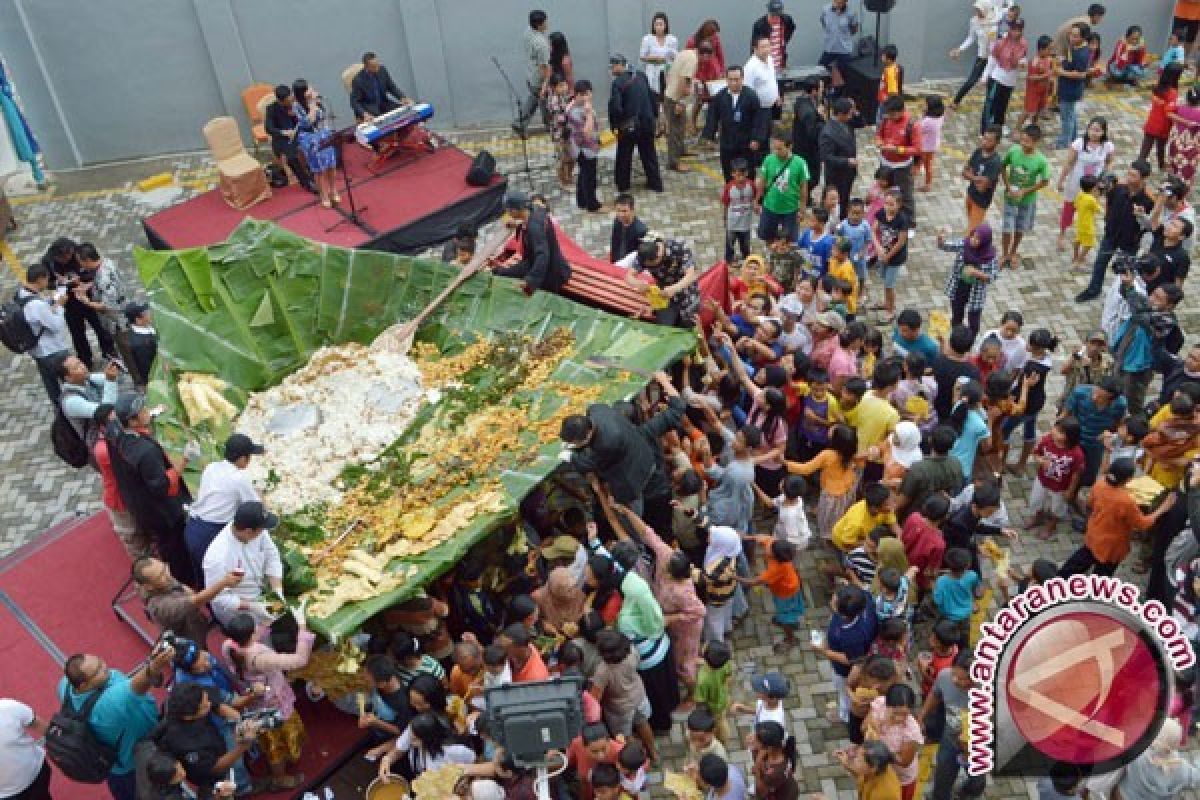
[1112,259,1185,414]
[1148,175,1196,252]
[140,748,234,800]
[57,645,176,800]
[151,683,256,800]
[221,612,315,792]
[1075,160,1155,303]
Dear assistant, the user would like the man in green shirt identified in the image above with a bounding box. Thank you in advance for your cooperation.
[755,128,810,244]
[999,123,1050,269]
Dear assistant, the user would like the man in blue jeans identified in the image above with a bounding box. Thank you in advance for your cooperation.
[1054,23,1091,150]
[1075,161,1154,303]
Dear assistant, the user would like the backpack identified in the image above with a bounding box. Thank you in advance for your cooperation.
[0,291,42,354]
[51,409,90,469]
[695,556,738,607]
[45,684,118,783]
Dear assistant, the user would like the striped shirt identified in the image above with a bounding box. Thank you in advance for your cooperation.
[397,655,445,687]
[845,547,877,587]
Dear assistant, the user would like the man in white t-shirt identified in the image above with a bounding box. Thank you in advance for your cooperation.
[201,501,284,626]
[0,698,50,799]
[744,37,780,118]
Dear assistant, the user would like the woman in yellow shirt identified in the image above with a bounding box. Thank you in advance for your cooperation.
[786,424,858,545]
[1071,174,1102,268]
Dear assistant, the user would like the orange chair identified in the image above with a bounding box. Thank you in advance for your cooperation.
[241,83,274,155]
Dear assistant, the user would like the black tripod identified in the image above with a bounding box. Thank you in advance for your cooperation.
[492,55,534,189]
[321,111,374,235]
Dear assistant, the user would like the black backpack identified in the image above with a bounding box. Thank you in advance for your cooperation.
[0,291,42,354]
[51,409,90,468]
[45,685,118,783]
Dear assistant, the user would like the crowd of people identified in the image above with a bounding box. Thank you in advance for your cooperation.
[6,2,1200,800]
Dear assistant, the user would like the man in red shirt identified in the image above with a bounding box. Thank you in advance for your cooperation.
[752,0,796,70]
[874,96,921,220]
[503,623,550,683]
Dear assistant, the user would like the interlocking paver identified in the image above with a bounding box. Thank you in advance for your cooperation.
[0,78,1194,799]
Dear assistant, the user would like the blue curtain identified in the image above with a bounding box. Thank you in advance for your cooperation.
[0,59,45,185]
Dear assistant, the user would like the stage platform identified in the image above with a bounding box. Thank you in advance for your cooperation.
[0,514,365,800]
[142,138,505,255]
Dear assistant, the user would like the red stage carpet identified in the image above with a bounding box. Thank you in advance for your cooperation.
[0,514,364,800]
[142,138,505,255]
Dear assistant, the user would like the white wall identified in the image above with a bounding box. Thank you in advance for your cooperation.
[0,0,1175,168]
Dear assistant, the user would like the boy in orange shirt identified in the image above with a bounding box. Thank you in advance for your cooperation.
[739,538,803,652]
[826,238,860,317]
[876,45,901,124]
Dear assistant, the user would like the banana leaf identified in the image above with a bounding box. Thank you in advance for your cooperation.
[136,218,695,637]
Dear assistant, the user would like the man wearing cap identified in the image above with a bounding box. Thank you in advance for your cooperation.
[1060,331,1114,410]
[608,54,663,193]
[110,393,196,587]
[124,301,157,388]
[184,434,265,582]
[752,1,796,71]
[493,191,571,295]
[202,501,285,626]
[819,0,859,99]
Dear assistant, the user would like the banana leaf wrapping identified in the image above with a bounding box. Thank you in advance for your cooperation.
[135,219,695,637]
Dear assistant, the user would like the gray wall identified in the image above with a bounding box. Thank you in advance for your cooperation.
[0,0,1174,168]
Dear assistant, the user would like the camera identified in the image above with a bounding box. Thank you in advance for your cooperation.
[1111,253,1136,276]
[239,707,284,737]
[152,630,177,657]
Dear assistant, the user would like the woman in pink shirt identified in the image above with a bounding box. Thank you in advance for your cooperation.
[223,613,315,791]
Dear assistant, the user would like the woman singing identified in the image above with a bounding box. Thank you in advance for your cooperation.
[292,79,339,208]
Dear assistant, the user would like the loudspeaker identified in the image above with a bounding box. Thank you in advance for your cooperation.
[864,0,895,11]
[841,55,884,124]
[466,150,496,186]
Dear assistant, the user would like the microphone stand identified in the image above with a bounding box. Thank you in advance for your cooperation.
[491,55,534,189]
[321,105,374,235]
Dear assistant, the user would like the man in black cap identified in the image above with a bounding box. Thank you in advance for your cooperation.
[124,301,157,388]
[183,433,265,580]
[201,500,284,625]
[493,191,572,295]
[110,393,197,587]
[752,0,796,70]
[608,54,663,193]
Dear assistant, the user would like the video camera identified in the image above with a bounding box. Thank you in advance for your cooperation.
[237,707,284,739]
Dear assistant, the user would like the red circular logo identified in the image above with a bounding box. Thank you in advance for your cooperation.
[1005,610,1164,765]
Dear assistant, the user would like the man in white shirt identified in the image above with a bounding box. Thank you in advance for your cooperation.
[202,501,284,626]
[744,37,780,119]
[15,263,72,406]
[184,434,264,579]
[0,698,49,799]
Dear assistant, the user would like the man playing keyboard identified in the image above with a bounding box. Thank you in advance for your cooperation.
[350,52,408,122]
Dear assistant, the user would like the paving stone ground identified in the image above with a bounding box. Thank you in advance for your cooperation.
[1,77,1196,799]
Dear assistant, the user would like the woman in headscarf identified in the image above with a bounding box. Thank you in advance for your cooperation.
[940,223,999,340]
[532,567,588,639]
[872,537,909,594]
[600,498,706,699]
[699,521,746,643]
[1115,718,1200,798]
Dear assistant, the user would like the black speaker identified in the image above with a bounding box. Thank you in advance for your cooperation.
[466,149,496,186]
[841,55,884,124]
[864,0,895,11]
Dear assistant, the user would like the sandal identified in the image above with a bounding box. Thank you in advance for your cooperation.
[269,774,304,791]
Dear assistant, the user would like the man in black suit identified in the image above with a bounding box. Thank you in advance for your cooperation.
[350,52,408,121]
[702,65,766,182]
[494,191,572,295]
[608,54,663,193]
[263,85,315,192]
[791,77,824,189]
[609,193,648,263]
[819,97,859,217]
